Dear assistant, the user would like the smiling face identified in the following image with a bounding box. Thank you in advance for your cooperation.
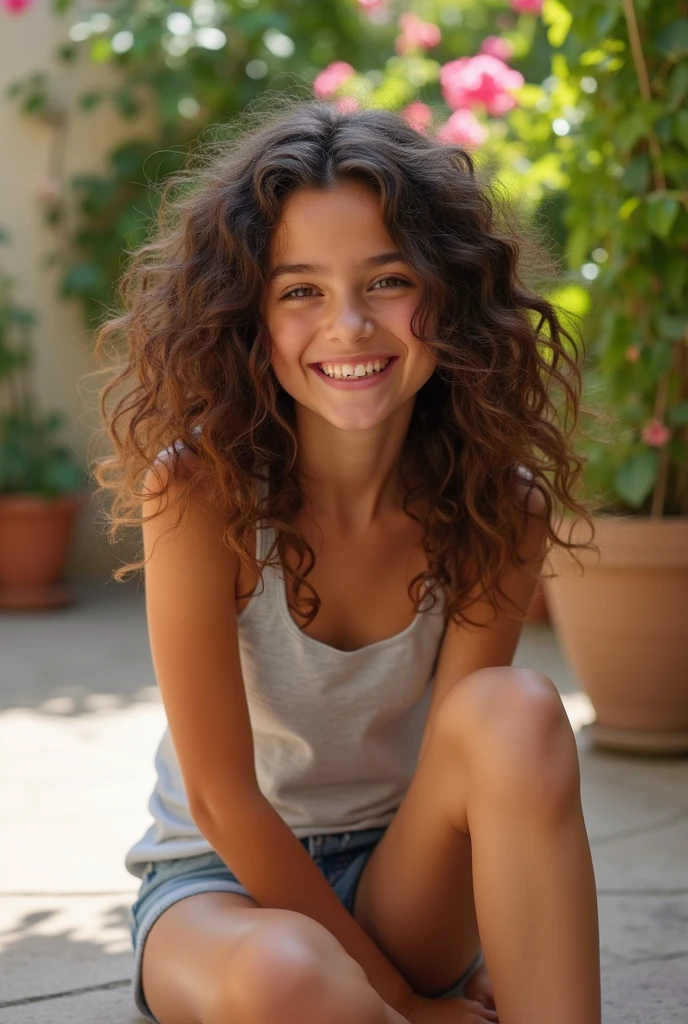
[262,179,437,434]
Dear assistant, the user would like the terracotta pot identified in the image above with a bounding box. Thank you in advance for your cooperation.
[543,514,688,755]
[0,492,86,610]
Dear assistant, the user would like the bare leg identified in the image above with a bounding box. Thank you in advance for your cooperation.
[468,782,601,1024]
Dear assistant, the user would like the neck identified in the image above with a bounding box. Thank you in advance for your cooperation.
[293,397,417,534]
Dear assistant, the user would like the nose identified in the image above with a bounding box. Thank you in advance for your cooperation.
[324,299,375,345]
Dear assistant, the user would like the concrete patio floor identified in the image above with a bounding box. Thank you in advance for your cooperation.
[2,580,687,1023]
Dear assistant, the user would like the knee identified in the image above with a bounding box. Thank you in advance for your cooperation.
[209,915,380,1024]
[435,667,581,820]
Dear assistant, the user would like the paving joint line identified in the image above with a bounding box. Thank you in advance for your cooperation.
[0,979,131,1009]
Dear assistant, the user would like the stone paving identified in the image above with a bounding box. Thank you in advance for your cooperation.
[1,581,687,1023]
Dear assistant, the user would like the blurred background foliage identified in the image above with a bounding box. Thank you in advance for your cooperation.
[3,0,687,514]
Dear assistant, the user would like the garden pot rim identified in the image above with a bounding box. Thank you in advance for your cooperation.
[0,490,88,511]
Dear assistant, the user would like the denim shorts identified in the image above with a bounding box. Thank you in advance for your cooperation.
[128,826,484,1023]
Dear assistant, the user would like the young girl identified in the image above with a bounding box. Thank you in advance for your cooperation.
[94,99,601,1024]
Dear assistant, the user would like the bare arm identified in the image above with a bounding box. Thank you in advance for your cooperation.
[417,480,550,767]
[141,453,415,1014]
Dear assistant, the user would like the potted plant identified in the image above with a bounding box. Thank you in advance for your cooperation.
[541,2,688,754]
[0,227,86,610]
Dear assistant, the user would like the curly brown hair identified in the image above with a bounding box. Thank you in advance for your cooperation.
[90,95,600,630]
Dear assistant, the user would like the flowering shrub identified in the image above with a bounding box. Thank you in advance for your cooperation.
[8,0,684,515]
[0,228,83,496]
[552,0,688,516]
[318,0,688,516]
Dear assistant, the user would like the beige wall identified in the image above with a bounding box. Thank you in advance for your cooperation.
[0,4,155,579]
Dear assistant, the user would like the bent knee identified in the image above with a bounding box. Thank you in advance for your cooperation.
[211,914,367,1022]
[436,667,580,817]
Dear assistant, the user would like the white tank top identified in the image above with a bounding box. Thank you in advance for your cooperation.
[125,465,448,878]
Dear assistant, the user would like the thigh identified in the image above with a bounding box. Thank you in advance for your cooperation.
[134,836,382,1024]
[352,689,480,997]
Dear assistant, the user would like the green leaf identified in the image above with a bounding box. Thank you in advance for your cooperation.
[79,90,105,112]
[621,155,650,194]
[615,112,647,152]
[61,262,106,297]
[595,7,621,37]
[675,110,688,149]
[668,62,688,109]
[664,257,688,303]
[655,115,674,145]
[641,340,675,377]
[645,193,680,238]
[43,459,84,494]
[653,313,688,340]
[619,197,641,220]
[668,402,688,427]
[655,19,688,59]
[542,0,572,48]
[614,451,657,508]
[42,411,65,434]
[115,87,141,119]
[89,38,111,64]
[57,43,78,63]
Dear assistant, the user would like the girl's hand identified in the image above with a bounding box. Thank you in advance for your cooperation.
[400,991,499,1023]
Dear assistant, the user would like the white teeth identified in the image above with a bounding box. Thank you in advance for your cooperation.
[319,358,391,379]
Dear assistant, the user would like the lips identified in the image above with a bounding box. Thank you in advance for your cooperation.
[310,355,398,389]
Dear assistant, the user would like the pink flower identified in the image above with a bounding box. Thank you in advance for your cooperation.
[510,0,543,13]
[641,419,672,447]
[440,54,525,116]
[336,96,361,114]
[357,0,389,15]
[313,61,356,99]
[2,0,34,10]
[436,109,489,149]
[480,36,514,62]
[625,345,641,363]
[395,12,441,55]
[402,101,433,133]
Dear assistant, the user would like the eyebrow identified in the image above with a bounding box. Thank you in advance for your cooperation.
[267,250,408,283]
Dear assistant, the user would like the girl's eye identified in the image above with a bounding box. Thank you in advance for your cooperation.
[280,275,410,302]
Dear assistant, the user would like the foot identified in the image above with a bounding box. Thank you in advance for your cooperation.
[463,961,496,1011]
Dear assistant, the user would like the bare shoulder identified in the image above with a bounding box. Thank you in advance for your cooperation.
[513,465,549,522]
[512,468,550,565]
[142,443,228,540]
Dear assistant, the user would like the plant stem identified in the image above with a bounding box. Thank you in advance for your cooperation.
[623,0,671,517]
[622,0,665,190]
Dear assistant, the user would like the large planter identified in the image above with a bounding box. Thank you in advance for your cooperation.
[543,514,688,756]
[0,492,86,610]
